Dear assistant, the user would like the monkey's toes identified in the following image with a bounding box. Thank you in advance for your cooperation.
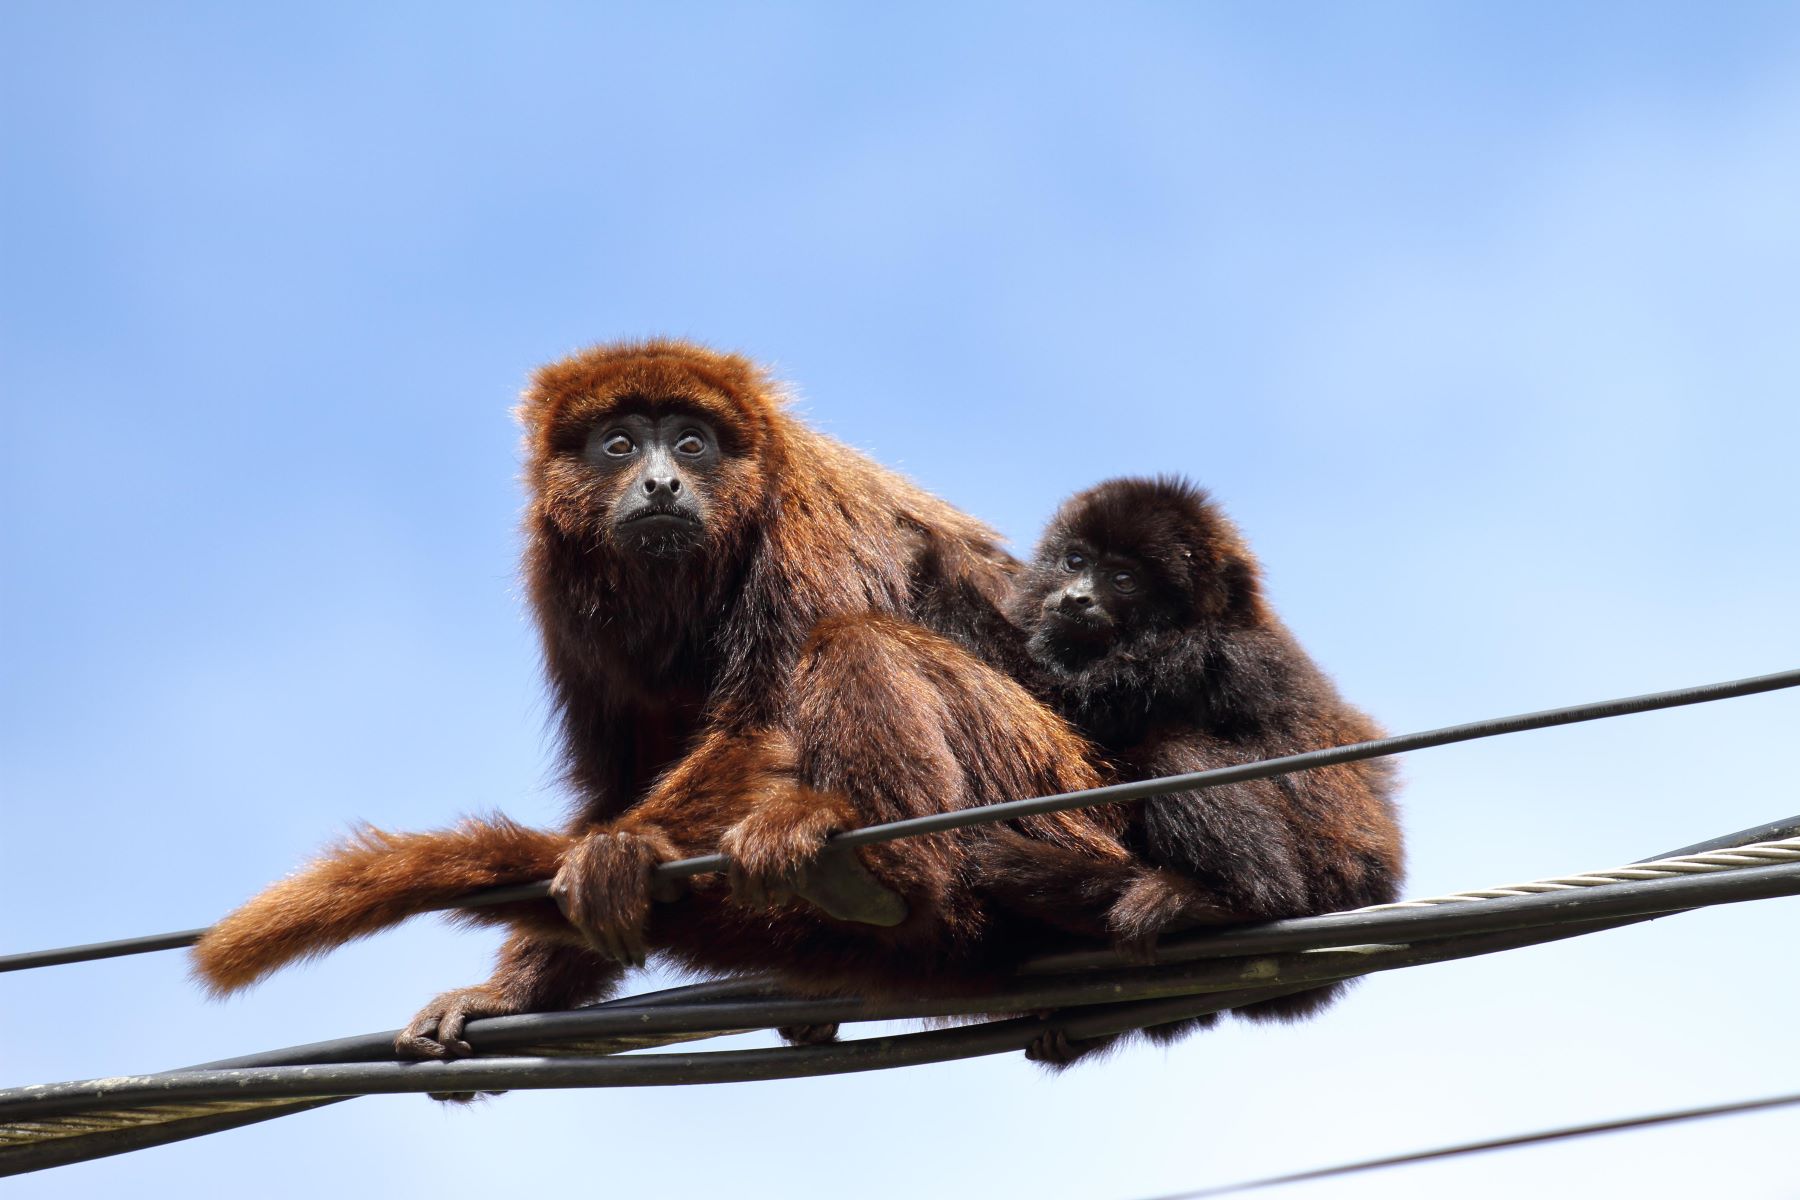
[1107,869,1234,963]
[777,1023,841,1046]
[426,1088,510,1104]
[395,985,510,1061]
[1025,1029,1102,1068]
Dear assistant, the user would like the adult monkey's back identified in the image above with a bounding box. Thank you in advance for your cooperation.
[195,340,1131,1055]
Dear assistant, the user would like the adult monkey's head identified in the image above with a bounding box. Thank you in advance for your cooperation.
[518,340,784,564]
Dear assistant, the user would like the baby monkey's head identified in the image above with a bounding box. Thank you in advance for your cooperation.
[1008,477,1265,673]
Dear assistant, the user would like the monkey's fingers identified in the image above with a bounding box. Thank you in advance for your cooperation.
[726,860,769,911]
[778,1022,841,1046]
[589,918,646,970]
[617,919,650,970]
[793,845,909,927]
[551,828,664,967]
[726,858,807,913]
[719,803,862,915]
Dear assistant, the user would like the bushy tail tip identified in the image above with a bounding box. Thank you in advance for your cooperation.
[190,816,569,996]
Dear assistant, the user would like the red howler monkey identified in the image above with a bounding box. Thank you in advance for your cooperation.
[193,340,1134,1058]
[976,476,1403,1064]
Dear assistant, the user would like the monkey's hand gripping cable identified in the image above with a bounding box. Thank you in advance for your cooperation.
[1,667,1798,1175]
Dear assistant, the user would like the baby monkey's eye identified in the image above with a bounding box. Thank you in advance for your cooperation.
[601,433,635,457]
[1062,551,1086,571]
[674,432,706,455]
[1111,571,1138,593]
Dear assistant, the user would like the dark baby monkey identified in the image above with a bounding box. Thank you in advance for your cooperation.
[983,476,1404,1064]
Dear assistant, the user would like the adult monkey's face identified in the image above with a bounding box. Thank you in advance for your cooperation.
[582,403,724,556]
[520,340,781,568]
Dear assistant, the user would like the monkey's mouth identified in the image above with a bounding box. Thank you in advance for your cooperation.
[1043,608,1112,639]
[622,508,700,527]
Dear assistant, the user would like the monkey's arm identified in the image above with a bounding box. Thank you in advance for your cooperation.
[549,615,1126,963]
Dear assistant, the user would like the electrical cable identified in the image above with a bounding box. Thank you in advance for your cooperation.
[4,666,1796,975]
[1147,1090,1800,1197]
[5,818,1798,1175]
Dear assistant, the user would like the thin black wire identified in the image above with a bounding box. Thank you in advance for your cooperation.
[4,666,1796,975]
[1150,1091,1800,1198]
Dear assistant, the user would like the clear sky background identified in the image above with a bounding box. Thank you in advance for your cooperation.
[4,4,1799,1197]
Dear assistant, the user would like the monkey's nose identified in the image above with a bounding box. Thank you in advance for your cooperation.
[643,475,682,496]
[1061,591,1093,610]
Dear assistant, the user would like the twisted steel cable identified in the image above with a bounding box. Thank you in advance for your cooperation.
[1361,836,1800,909]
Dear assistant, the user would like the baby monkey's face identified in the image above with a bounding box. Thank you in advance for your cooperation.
[1015,540,1172,669]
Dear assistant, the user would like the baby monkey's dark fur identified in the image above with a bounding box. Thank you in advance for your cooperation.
[985,477,1404,1065]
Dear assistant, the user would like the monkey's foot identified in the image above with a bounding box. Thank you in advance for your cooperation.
[1024,1029,1110,1069]
[396,984,519,1061]
[720,803,907,926]
[551,825,681,967]
[777,1022,841,1046]
[425,1088,509,1105]
[1106,869,1235,964]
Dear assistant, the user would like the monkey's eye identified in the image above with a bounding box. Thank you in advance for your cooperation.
[1111,571,1138,593]
[600,433,635,457]
[674,431,706,456]
[1062,551,1086,572]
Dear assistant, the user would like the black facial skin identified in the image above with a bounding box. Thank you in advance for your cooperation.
[584,411,722,555]
[1028,543,1172,669]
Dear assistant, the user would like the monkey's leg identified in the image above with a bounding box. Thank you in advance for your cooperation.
[1104,867,1249,963]
[971,830,1141,940]
[731,614,1021,928]
[757,614,1135,937]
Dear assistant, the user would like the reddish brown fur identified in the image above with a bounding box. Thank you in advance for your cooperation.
[192,817,568,995]
[193,340,1132,1051]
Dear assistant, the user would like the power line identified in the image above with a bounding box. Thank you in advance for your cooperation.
[4,817,1798,1175]
[0,924,1679,1119]
[1150,1091,1800,1198]
[5,666,1796,975]
[3,669,1797,1176]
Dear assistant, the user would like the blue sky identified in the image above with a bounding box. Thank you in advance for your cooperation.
[4,4,1799,1197]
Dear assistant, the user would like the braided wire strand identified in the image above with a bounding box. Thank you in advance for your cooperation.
[1360,836,1800,910]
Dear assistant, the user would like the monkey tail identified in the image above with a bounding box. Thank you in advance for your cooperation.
[190,816,569,997]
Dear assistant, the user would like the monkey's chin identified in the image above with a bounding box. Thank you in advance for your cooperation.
[1027,625,1113,673]
[616,515,706,559]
